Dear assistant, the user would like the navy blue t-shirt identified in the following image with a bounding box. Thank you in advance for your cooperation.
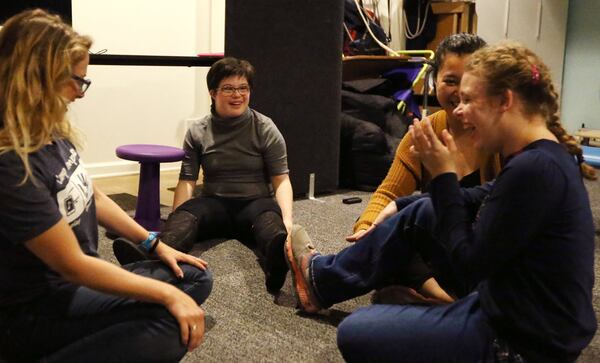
[430,139,596,363]
[0,139,98,307]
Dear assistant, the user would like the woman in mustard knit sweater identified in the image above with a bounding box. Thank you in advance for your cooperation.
[347,33,502,302]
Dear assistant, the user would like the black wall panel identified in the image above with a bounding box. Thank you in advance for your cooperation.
[225,0,344,196]
[0,1,71,24]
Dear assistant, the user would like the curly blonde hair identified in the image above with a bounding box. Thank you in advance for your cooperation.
[466,41,596,180]
[0,9,92,182]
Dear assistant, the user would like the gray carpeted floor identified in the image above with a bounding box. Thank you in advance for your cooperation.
[100,181,600,363]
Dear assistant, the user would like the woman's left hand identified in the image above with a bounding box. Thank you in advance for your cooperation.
[154,242,208,279]
[409,118,458,178]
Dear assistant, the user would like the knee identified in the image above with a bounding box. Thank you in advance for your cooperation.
[181,265,213,305]
[166,209,199,230]
[339,308,419,363]
[411,197,434,215]
[161,209,199,251]
[405,197,436,229]
[139,314,189,362]
[337,313,369,363]
[252,211,286,241]
[253,211,285,231]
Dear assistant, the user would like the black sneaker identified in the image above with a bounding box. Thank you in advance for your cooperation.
[112,238,151,265]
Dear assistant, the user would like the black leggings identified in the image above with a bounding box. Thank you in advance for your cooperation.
[176,196,282,243]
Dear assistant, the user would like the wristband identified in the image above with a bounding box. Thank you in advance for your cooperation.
[148,238,160,254]
[141,231,159,252]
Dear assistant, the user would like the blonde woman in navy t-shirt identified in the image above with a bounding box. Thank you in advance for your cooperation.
[0,9,212,362]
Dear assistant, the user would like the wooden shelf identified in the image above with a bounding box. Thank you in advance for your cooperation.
[427,1,477,51]
[576,129,600,146]
[342,55,415,81]
[342,55,434,98]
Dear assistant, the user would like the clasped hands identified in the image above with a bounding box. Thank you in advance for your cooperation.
[409,117,458,178]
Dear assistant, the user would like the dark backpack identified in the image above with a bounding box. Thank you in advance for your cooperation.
[343,0,389,56]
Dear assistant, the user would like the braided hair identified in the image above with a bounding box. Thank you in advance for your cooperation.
[466,41,596,180]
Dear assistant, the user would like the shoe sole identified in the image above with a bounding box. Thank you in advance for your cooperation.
[112,238,149,265]
[284,239,319,313]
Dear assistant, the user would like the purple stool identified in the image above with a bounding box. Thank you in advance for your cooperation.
[116,144,185,231]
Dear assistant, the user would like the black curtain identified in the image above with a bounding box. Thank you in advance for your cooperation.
[226,0,344,196]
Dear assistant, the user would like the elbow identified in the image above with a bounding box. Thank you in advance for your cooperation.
[52,254,92,285]
[93,185,106,204]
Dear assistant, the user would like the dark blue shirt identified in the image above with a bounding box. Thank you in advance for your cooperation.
[430,140,596,363]
[0,139,97,307]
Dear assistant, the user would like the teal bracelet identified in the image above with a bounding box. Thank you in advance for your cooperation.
[141,231,159,252]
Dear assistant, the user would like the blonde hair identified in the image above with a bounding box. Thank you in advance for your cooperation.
[0,9,92,182]
[466,42,596,180]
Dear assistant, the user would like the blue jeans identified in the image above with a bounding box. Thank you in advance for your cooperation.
[0,261,213,363]
[310,198,516,362]
[337,292,502,362]
[310,198,471,307]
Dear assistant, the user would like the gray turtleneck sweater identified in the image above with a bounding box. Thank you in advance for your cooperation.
[179,108,288,199]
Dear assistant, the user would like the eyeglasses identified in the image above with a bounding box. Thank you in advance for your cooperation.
[72,75,92,94]
[219,85,250,96]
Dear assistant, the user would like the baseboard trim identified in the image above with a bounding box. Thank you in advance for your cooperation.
[85,160,181,179]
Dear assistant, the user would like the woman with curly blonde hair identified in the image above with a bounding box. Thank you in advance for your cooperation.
[0,9,212,362]
[286,41,596,362]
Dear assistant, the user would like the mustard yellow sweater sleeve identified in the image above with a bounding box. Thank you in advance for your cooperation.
[353,111,448,232]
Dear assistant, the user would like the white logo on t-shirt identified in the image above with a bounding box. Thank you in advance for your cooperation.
[56,164,94,225]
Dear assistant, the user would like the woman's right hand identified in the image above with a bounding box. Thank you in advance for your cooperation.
[372,201,398,225]
[164,287,206,351]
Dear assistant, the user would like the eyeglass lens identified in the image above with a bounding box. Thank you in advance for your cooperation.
[220,85,250,96]
[72,76,91,93]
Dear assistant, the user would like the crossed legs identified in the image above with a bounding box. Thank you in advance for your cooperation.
[0,261,212,363]
[285,198,507,361]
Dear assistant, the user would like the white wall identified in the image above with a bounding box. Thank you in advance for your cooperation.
[70,0,225,177]
[561,0,600,132]
[192,1,225,126]
[476,0,568,94]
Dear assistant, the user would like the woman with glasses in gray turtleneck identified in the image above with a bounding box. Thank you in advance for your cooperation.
[114,57,293,295]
